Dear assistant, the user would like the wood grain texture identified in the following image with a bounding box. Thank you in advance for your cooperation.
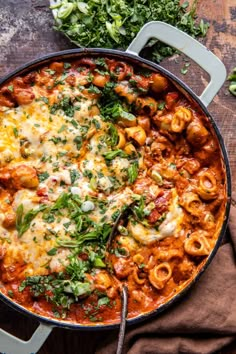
[0,0,235,353]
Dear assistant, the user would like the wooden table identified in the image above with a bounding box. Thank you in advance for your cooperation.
[0,0,235,353]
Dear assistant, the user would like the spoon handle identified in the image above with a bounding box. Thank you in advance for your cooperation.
[116,285,128,354]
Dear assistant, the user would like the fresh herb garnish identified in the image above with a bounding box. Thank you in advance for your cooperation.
[73,136,83,150]
[228,67,236,96]
[7,85,14,92]
[114,247,129,257]
[16,204,47,237]
[58,124,67,133]
[97,297,110,307]
[50,96,75,117]
[47,247,58,256]
[103,149,128,160]
[158,102,166,110]
[127,161,139,184]
[13,127,18,137]
[49,136,67,145]
[8,290,14,298]
[38,171,50,182]
[64,62,71,69]
[70,169,80,184]
[106,123,118,147]
[181,62,191,75]
[87,85,101,94]
[38,96,49,104]
[101,101,136,123]
[132,196,145,220]
[45,69,56,75]
[18,274,92,309]
[52,0,209,63]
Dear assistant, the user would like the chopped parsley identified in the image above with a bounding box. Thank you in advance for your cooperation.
[7,85,14,92]
[100,100,136,123]
[64,62,71,69]
[107,123,118,147]
[97,297,110,307]
[16,204,47,237]
[88,85,101,94]
[73,136,83,150]
[103,149,128,160]
[45,69,56,75]
[49,136,67,145]
[47,248,58,256]
[52,1,209,63]
[38,96,49,104]
[70,169,80,184]
[58,124,67,133]
[181,62,191,75]
[13,127,18,137]
[158,102,166,110]
[70,119,78,128]
[18,274,92,309]
[127,161,139,184]
[8,290,14,298]
[50,96,75,117]
[38,171,50,182]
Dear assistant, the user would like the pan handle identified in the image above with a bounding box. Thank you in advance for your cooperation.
[126,21,227,107]
[0,322,53,354]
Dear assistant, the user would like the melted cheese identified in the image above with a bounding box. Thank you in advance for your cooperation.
[127,190,184,245]
[0,73,183,280]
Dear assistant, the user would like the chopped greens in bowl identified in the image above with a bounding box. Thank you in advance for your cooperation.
[50,0,209,62]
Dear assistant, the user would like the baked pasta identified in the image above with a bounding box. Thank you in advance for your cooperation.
[0,57,226,324]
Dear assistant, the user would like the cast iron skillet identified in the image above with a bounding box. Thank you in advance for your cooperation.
[0,22,231,354]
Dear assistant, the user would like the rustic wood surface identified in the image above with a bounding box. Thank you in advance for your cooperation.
[0,0,235,353]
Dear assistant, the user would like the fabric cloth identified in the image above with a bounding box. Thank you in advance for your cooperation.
[96,201,236,354]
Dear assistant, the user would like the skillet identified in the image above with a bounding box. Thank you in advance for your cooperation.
[0,21,231,354]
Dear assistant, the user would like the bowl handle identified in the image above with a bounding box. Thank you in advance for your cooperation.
[126,21,226,107]
[0,322,53,354]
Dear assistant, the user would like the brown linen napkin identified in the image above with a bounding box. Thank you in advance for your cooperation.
[96,202,236,354]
